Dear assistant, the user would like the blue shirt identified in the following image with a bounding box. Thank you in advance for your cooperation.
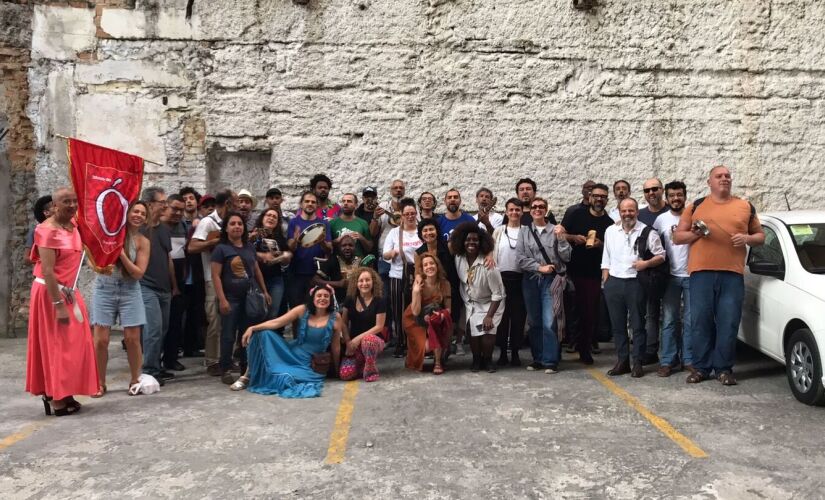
[287,216,332,276]
[437,212,475,241]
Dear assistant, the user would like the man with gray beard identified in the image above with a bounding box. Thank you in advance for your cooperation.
[601,198,665,378]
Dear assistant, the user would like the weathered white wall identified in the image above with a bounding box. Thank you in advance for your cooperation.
[27,1,825,214]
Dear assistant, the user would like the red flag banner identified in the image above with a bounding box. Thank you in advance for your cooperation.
[67,138,144,273]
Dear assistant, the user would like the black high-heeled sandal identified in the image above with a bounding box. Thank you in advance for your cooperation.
[53,405,79,417]
[64,397,82,411]
[42,396,52,416]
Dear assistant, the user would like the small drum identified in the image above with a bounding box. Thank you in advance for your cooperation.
[298,223,326,248]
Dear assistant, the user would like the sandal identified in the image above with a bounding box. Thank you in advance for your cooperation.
[364,373,379,383]
[433,365,444,375]
[64,397,82,410]
[718,372,738,386]
[230,376,249,391]
[686,371,706,384]
[91,384,107,398]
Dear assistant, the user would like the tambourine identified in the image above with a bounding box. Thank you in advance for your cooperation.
[360,254,376,267]
[298,223,326,248]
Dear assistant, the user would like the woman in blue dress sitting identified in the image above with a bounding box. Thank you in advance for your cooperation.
[234,285,343,398]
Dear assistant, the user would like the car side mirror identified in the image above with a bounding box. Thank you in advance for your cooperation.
[749,260,785,279]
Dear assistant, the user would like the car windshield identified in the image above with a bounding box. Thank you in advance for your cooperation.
[789,223,825,274]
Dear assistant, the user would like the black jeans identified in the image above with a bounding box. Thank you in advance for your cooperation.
[182,282,206,355]
[163,292,186,367]
[496,271,525,352]
[603,276,647,364]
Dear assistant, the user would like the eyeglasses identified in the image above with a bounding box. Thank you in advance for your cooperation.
[643,187,661,193]
[530,205,547,210]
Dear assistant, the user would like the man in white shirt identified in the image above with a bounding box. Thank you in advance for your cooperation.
[474,187,503,232]
[187,189,236,374]
[601,198,665,378]
[653,181,693,377]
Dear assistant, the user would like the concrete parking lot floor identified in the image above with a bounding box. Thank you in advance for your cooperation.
[2,334,824,499]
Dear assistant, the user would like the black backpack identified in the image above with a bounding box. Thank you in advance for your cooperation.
[635,225,669,300]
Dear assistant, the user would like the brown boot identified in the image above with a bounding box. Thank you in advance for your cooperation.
[607,359,631,376]
[656,365,672,377]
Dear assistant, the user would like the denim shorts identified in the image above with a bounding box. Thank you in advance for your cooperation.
[91,274,146,328]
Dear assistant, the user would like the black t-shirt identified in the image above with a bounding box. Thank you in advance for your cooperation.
[140,224,172,292]
[211,242,258,300]
[343,296,388,339]
[317,256,348,304]
[253,232,288,281]
[355,204,378,259]
[561,207,614,279]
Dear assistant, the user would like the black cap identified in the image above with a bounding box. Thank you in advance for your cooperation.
[362,186,378,197]
[266,187,282,198]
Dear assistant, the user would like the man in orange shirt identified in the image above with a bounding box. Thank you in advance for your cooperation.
[673,165,764,386]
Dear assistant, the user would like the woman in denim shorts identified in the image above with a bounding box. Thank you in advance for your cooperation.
[91,200,150,396]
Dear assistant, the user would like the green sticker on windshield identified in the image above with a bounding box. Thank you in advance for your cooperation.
[791,225,814,236]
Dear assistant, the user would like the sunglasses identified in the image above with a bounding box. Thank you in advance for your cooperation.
[643,187,661,193]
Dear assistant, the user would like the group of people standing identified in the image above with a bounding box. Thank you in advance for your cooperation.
[24,165,764,415]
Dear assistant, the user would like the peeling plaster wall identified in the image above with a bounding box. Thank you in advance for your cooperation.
[6,0,825,333]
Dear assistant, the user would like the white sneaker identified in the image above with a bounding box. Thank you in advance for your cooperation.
[544,367,559,375]
[456,344,467,356]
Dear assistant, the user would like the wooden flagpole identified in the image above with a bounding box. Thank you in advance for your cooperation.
[54,134,164,167]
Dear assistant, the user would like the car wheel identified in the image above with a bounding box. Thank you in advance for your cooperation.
[785,328,825,406]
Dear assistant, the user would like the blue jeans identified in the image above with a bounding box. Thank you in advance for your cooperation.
[690,271,744,376]
[141,285,171,376]
[220,296,248,371]
[661,276,692,367]
[522,275,559,367]
[265,276,285,320]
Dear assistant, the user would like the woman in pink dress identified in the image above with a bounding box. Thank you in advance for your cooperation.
[26,188,99,416]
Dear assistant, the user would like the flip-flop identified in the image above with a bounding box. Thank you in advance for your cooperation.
[90,385,107,398]
[433,365,444,375]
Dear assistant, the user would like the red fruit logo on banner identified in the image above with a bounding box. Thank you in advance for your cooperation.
[68,138,144,273]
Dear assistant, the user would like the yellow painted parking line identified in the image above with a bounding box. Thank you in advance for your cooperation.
[587,368,708,459]
[324,380,360,464]
[0,421,49,452]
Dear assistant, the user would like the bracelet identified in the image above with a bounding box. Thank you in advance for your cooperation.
[52,299,63,305]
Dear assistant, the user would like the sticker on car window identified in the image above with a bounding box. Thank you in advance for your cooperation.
[791,225,814,237]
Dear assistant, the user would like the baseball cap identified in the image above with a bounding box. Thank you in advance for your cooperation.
[266,187,282,198]
[199,194,215,207]
[362,186,378,197]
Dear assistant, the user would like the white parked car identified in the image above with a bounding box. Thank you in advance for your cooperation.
[740,210,825,405]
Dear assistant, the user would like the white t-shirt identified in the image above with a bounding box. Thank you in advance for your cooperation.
[473,212,504,231]
[492,225,521,273]
[382,227,422,279]
[192,211,222,281]
[653,210,689,277]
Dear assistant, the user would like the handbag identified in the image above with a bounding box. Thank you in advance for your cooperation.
[635,226,669,300]
[245,283,267,323]
[240,252,267,322]
[398,228,414,298]
[311,352,332,374]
